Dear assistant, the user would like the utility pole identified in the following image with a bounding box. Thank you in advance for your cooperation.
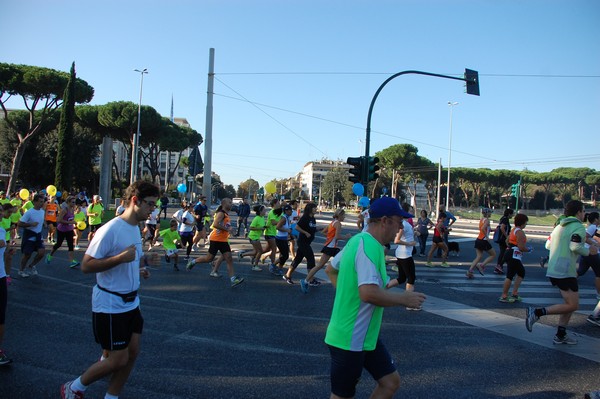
[202,48,215,201]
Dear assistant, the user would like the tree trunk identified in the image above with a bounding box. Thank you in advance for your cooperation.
[8,139,31,193]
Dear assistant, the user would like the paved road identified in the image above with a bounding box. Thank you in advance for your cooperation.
[2,214,599,398]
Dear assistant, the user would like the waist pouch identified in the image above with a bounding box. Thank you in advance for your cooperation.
[97,285,138,303]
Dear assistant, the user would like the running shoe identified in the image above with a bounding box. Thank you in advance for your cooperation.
[440,262,449,268]
[60,380,85,399]
[237,251,245,262]
[186,259,195,271]
[309,279,321,287]
[499,296,515,303]
[74,245,80,251]
[465,271,474,279]
[476,263,485,276]
[230,275,245,288]
[391,265,398,272]
[539,256,548,268]
[269,264,278,275]
[586,315,600,327]
[406,306,422,311]
[165,254,170,263]
[18,270,29,278]
[300,278,309,294]
[553,334,577,345]
[426,261,434,267]
[0,350,13,366]
[45,254,52,264]
[30,266,38,276]
[69,260,80,268]
[493,266,504,275]
[585,390,600,399]
[525,307,539,332]
[510,294,522,302]
[209,271,221,278]
[282,275,294,285]
[251,266,262,272]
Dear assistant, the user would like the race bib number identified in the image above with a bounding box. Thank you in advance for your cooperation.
[512,248,523,260]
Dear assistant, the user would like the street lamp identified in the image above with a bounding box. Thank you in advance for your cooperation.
[130,68,148,184]
[446,101,459,210]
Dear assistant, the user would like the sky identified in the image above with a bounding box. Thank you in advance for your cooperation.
[2,0,599,189]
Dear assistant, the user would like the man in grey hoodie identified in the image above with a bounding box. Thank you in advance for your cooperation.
[525,200,589,345]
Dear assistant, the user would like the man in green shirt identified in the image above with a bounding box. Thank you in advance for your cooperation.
[87,195,105,243]
[325,197,426,399]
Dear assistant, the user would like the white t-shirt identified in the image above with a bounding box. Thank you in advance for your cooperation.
[146,209,160,225]
[178,210,195,233]
[20,208,45,236]
[361,210,370,232]
[87,217,143,313]
[585,224,598,248]
[0,228,6,279]
[395,220,415,259]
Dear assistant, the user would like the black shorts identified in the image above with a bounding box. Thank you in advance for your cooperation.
[321,247,341,257]
[22,237,45,255]
[93,307,144,351]
[432,236,443,244]
[196,221,205,230]
[506,258,525,281]
[145,224,157,238]
[208,241,231,256]
[45,221,57,227]
[328,339,396,398]
[90,224,103,233]
[549,277,579,293]
[474,239,492,251]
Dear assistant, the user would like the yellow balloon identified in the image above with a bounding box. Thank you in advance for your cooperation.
[19,188,30,200]
[265,182,276,194]
[77,221,87,231]
[46,185,57,196]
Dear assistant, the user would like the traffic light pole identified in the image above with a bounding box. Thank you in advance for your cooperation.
[364,69,479,187]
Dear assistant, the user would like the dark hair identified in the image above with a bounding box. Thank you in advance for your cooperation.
[587,211,599,224]
[270,198,279,207]
[564,200,584,217]
[513,213,529,227]
[401,202,411,212]
[273,207,284,216]
[503,208,514,217]
[303,202,317,216]
[124,181,160,203]
[253,204,265,215]
[2,203,13,212]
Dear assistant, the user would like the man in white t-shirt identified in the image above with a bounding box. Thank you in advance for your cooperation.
[60,180,160,399]
[17,194,46,278]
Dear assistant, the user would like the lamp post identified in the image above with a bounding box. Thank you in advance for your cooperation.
[130,68,148,184]
[446,101,459,210]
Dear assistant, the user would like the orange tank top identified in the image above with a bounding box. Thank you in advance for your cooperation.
[477,218,489,240]
[324,221,339,248]
[45,203,58,222]
[209,211,230,242]
[508,227,526,247]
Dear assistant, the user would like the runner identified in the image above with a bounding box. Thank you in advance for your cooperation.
[238,204,267,271]
[0,224,11,365]
[175,203,195,261]
[60,180,159,399]
[577,211,600,325]
[73,201,87,251]
[300,208,349,291]
[46,195,80,269]
[186,198,244,288]
[45,195,59,244]
[17,194,46,278]
[263,198,282,275]
[159,219,183,271]
[275,204,293,281]
[466,208,496,278]
[494,208,514,275]
[525,200,589,345]
[415,209,433,257]
[324,197,426,399]
[499,214,532,303]
[87,195,104,243]
[426,213,449,268]
[192,197,209,249]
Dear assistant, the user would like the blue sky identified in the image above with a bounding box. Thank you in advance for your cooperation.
[3,0,599,188]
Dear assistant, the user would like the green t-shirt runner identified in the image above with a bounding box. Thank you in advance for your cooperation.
[87,203,104,226]
[248,215,266,241]
[325,231,389,351]
[265,209,280,237]
[159,228,181,250]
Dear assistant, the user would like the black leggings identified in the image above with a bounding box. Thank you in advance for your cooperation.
[395,257,416,285]
[180,232,194,256]
[276,238,290,266]
[497,240,508,266]
[52,230,75,254]
[290,241,315,270]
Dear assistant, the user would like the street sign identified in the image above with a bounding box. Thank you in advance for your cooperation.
[187,176,193,182]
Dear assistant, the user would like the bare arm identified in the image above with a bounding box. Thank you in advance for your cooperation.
[81,244,137,274]
[359,284,426,308]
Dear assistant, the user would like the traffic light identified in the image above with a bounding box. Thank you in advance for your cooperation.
[511,183,519,197]
[464,68,480,96]
[367,156,380,181]
[347,156,365,183]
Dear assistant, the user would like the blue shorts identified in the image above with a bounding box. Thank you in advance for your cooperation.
[22,237,45,255]
[328,339,396,398]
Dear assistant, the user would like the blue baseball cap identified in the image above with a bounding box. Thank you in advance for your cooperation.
[369,197,413,219]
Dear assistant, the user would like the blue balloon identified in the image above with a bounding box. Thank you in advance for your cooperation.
[358,196,370,208]
[177,183,187,193]
[56,191,62,198]
[352,183,364,196]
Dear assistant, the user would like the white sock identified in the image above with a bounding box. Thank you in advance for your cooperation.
[71,376,87,392]
[105,393,119,399]
[593,301,600,318]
